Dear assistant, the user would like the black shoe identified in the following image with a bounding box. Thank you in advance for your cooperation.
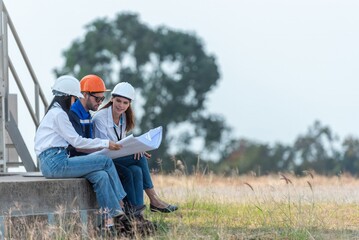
[125,204,146,217]
[150,204,178,213]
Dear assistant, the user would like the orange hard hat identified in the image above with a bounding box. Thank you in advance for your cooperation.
[80,74,110,92]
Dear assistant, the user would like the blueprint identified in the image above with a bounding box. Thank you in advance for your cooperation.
[90,126,163,159]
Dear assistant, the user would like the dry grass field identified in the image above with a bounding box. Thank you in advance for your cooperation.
[4,172,359,239]
[149,172,359,239]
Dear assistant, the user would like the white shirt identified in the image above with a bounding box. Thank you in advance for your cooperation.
[92,106,127,141]
[34,103,109,156]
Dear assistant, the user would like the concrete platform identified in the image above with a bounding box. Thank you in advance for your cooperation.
[0,172,99,239]
[0,172,97,216]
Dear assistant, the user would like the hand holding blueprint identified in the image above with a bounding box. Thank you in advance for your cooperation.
[90,126,163,159]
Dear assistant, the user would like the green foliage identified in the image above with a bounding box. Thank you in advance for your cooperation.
[218,139,294,175]
[219,120,359,176]
[342,136,359,175]
[55,13,232,172]
[292,120,340,175]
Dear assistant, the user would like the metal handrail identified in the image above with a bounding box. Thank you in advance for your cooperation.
[8,58,39,127]
[0,1,49,172]
[2,2,48,115]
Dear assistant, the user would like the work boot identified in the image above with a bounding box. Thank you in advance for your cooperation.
[124,203,146,218]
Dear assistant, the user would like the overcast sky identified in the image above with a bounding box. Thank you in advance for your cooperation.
[5,0,359,151]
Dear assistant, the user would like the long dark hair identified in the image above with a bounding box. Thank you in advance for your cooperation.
[46,96,72,114]
[100,98,135,131]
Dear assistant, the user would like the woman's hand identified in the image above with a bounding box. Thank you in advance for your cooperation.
[144,152,151,159]
[134,152,151,160]
[134,152,143,160]
[109,141,122,150]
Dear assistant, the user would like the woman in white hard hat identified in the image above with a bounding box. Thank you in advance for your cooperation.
[93,82,178,213]
[35,75,127,232]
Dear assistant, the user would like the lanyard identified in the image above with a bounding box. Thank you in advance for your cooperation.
[113,115,123,141]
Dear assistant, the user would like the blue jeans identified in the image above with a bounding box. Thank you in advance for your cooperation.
[39,147,126,218]
[113,155,154,206]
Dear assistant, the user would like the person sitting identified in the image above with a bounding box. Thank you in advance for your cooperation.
[93,82,178,213]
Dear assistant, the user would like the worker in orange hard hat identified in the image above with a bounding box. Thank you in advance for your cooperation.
[68,74,109,150]
[79,74,110,112]
[80,74,111,93]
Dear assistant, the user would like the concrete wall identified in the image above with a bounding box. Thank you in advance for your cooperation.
[0,173,97,215]
[0,173,99,239]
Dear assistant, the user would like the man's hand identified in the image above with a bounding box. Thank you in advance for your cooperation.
[109,141,122,150]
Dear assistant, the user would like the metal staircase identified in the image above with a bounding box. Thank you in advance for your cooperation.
[0,1,48,172]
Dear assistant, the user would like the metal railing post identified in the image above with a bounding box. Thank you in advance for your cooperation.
[0,0,7,172]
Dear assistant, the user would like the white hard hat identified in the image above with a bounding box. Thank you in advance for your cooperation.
[111,82,135,100]
[52,75,84,98]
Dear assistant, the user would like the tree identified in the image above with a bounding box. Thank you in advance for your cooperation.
[54,13,231,172]
[218,138,294,175]
[341,136,359,175]
[293,120,340,175]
